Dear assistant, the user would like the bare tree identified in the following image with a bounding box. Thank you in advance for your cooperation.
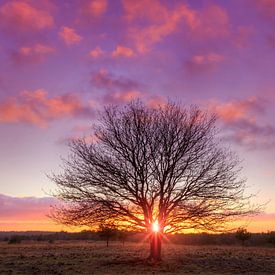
[98,223,117,247]
[50,101,256,262]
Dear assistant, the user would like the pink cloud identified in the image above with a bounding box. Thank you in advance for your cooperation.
[103,90,142,104]
[112,45,134,58]
[194,4,230,39]
[234,26,255,49]
[207,97,275,149]
[59,26,82,46]
[252,0,275,48]
[0,193,57,220]
[251,212,275,222]
[146,95,167,108]
[11,43,55,64]
[185,53,225,75]
[209,97,263,123]
[89,46,104,58]
[123,0,171,22]
[123,0,197,26]
[267,35,275,48]
[192,53,225,64]
[253,0,275,18]
[87,0,108,17]
[0,1,54,32]
[57,123,99,146]
[91,69,141,91]
[123,1,232,53]
[125,1,198,53]
[0,89,94,128]
[90,69,167,107]
[58,134,99,146]
[76,0,108,24]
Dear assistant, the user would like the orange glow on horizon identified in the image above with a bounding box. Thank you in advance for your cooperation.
[1,211,275,233]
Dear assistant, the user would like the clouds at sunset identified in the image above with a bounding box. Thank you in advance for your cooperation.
[1,0,275,232]
[112,45,134,58]
[87,0,108,17]
[195,4,229,39]
[0,193,56,220]
[89,46,104,58]
[11,43,55,64]
[78,0,108,22]
[0,194,63,231]
[210,97,265,123]
[254,0,275,18]
[185,53,225,74]
[122,1,232,53]
[59,26,82,46]
[0,1,54,32]
[208,97,275,149]
[0,192,273,233]
[102,90,141,104]
[0,89,93,128]
[124,0,198,53]
[91,69,141,92]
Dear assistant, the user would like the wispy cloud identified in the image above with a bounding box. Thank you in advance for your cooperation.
[253,0,275,19]
[91,69,141,91]
[0,89,94,128]
[122,1,232,53]
[194,4,230,40]
[185,53,225,75]
[0,1,54,32]
[0,193,57,220]
[89,46,104,58]
[208,97,275,149]
[123,0,198,53]
[102,90,141,104]
[88,0,108,17]
[112,45,134,58]
[0,193,64,231]
[11,43,55,64]
[59,26,83,46]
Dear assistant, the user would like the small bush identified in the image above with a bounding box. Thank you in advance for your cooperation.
[267,231,275,246]
[8,236,22,244]
[235,228,251,246]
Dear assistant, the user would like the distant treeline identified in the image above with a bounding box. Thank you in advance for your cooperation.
[0,230,274,247]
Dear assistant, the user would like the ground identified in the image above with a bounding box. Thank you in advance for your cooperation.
[0,241,274,274]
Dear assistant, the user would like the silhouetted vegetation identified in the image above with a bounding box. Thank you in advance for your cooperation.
[8,235,22,244]
[235,228,251,246]
[267,231,275,247]
[98,224,117,247]
[1,230,274,247]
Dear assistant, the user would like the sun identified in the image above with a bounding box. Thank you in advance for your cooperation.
[152,221,159,233]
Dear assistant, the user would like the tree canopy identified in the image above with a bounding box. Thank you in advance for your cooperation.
[50,101,255,235]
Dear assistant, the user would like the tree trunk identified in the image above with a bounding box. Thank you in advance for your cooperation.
[149,233,162,262]
[106,238,109,247]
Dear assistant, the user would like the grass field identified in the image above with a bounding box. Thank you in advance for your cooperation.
[0,241,274,274]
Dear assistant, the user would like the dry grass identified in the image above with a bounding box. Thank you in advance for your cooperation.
[0,241,274,274]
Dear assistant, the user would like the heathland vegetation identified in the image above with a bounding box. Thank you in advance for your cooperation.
[1,230,275,247]
[0,239,274,274]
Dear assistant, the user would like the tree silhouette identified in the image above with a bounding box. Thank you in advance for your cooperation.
[50,101,256,261]
[117,230,128,246]
[98,223,116,247]
[235,228,251,246]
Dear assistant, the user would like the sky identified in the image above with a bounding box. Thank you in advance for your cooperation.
[0,0,275,232]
